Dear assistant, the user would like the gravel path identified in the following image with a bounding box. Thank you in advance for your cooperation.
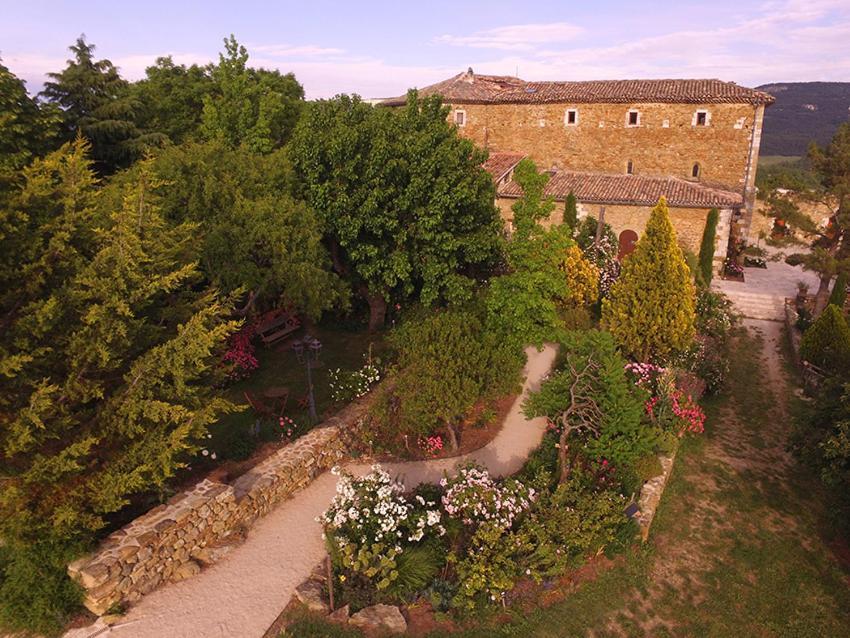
[69,344,557,638]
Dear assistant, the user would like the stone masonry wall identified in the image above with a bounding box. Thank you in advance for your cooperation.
[497,196,730,269]
[454,101,762,192]
[68,396,374,615]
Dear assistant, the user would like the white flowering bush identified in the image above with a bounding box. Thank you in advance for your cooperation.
[328,359,381,403]
[319,465,443,591]
[441,464,536,529]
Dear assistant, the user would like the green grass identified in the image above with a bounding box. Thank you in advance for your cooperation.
[204,323,385,464]
[758,155,803,168]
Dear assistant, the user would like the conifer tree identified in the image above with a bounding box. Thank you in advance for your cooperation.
[698,208,719,285]
[564,191,578,231]
[602,197,696,361]
[0,143,239,629]
[800,304,850,375]
[41,36,152,173]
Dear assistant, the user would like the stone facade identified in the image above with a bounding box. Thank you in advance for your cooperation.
[457,102,765,196]
[68,396,374,615]
[496,196,733,272]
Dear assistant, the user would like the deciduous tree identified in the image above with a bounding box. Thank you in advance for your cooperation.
[290,92,502,330]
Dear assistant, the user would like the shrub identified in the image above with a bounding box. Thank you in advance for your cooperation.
[564,191,578,231]
[320,466,444,594]
[524,331,662,484]
[328,357,381,403]
[0,541,84,636]
[561,245,599,307]
[627,364,706,436]
[575,216,617,254]
[519,477,632,579]
[695,288,736,342]
[672,335,729,394]
[602,197,696,362]
[800,304,850,375]
[441,464,536,529]
[387,308,523,450]
[698,208,719,285]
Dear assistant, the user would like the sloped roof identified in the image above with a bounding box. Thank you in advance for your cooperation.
[482,152,527,182]
[497,170,744,208]
[381,70,774,106]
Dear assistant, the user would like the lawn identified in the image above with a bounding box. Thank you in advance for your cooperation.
[283,323,850,637]
[205,323,385,465]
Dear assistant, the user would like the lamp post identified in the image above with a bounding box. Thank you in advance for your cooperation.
[292,334,322,423]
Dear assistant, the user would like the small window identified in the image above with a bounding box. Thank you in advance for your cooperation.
[564,109,578,126]
[627,110,640,127]
[626,160,634,175]
[692,163,701,179]
[694,110,709,126]
[454,110,466,127]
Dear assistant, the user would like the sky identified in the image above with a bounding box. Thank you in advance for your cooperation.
[1,0,849,99]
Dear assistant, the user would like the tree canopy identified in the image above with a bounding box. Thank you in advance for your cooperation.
[290,92,503,329]
[201,35,304,153]
[0,141,239,592]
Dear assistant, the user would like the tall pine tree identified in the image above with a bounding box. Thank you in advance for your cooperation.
[602,197,696,361]
[40,36,155,173]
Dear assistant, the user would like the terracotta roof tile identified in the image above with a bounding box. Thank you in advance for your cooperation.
[482,152,527,182]
[381,70,774,106]
[497,170,744,208]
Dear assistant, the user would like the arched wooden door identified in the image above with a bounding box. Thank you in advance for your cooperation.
[618,229,638,260]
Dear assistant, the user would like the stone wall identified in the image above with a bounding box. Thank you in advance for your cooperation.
[455,101,763,193]
[68,396,374,615]
[496,196,731,270]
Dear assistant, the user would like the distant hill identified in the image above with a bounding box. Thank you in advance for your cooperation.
[756,82,850,156]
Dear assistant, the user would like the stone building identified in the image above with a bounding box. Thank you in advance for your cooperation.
[382,69,774,266]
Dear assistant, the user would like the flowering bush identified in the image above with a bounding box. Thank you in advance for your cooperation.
[626,363,706,436]
[328,358,381,403]
[695,288,735,341]
[419,435,444,457]
[222,323,258,381]
[279,415,305,440]
[441,464,536,529]
[319,465,443,591]
[673,336,729,394]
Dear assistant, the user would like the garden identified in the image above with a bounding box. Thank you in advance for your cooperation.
[275,174,738,634]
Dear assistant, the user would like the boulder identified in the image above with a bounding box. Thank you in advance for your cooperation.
[350,604,406,635]
[328,604,350,624]
[293,579,329,614]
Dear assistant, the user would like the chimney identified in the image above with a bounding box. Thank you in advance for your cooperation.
[463,67,474,83]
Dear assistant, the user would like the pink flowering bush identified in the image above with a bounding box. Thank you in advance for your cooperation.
[222,323,258,381]
[626,362,705,437]
[418,435,444,457]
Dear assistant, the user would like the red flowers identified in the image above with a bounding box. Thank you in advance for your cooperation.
[223,323,258,381]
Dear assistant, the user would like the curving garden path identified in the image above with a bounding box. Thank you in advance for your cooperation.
[67,344,557,638]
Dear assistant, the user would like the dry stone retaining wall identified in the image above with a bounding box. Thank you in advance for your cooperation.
[68,397,373,615]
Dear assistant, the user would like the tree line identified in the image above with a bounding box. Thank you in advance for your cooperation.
[0,35,503,633]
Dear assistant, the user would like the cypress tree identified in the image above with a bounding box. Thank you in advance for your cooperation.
[800,304,850,374]
[602,197,696,361]
[564,191,578,232]
[828,271,848,310]
[698,208,719,285]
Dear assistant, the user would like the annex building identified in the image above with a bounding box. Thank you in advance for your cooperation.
[382,69,774,267]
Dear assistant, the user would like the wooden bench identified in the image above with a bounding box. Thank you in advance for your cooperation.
[255,308,301,346]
